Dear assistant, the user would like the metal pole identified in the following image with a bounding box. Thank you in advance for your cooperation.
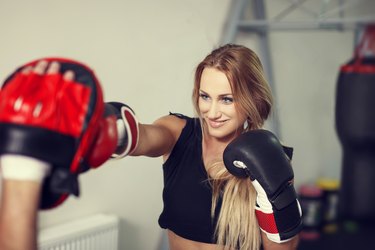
[220,0,249,44]
[252,0,282,137]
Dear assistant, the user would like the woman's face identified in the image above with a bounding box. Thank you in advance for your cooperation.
[198,67,247,141]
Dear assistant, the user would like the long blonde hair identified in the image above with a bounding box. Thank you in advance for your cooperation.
[192,44,273,249]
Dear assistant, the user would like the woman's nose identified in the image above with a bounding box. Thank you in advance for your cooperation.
[207,102,221,119]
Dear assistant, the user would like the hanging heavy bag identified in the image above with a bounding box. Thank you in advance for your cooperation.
[335,25,375,222]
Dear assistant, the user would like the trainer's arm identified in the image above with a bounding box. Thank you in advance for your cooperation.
[0,179,41,250]
[131,115,186,158]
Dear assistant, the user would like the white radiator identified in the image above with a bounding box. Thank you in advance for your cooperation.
[38,213,119,250]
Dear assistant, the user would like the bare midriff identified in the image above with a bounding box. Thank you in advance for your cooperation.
[167,230,224,250]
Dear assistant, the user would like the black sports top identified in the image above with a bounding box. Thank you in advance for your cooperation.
[158,113,220,243]
[157,113,294,244]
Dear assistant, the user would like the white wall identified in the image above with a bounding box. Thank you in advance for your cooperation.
[0,1,231,249]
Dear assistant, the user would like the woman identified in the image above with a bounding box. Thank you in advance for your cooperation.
[130,44,300,249]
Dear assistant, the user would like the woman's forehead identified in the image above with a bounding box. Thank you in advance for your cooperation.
[200,68,232,94]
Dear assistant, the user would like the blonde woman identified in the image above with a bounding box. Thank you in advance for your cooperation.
[127,44,302,249]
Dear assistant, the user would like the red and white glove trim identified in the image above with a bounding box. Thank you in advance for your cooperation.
[253,180,302,243]
[112,105,139,158]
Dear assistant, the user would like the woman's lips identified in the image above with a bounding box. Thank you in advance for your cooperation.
[207,119,228,128]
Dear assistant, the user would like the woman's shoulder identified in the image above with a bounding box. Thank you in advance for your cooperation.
[155,112,187,126]
[153,113,194,140]
[168,112,195,121]
[155,113,199,160]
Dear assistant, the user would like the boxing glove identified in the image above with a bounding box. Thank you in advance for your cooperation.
[85,104,118,168]
[105,102,139,158]
[223,130,302,243]
[86,101,139,165]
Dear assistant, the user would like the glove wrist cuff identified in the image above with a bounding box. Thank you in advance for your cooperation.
[256,199,303,243]
[0,154,51,182]
[110,103,139,158]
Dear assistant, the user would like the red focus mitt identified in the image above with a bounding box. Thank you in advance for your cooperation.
[0,58,111,209]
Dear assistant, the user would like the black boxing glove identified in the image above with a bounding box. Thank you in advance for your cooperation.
[223,130,302,243]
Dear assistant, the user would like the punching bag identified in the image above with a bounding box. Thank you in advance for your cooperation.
[335,25,375,222]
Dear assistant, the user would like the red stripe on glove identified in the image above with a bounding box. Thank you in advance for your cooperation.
[124,109,138,154]
[255,209,278,234]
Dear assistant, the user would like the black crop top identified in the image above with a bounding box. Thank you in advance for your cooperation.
[158,114,219,243]
[158,113,294,244]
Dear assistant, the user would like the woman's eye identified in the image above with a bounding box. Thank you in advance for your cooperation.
[199,93,210,100]
[222,96,233,104]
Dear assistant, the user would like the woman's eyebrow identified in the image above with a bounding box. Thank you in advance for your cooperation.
[219,93,233,97]
[199,90,233,97]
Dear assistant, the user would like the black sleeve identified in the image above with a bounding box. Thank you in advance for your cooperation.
[282,145,294,160]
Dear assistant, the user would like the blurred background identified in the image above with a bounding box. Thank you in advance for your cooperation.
[0,0,374,249]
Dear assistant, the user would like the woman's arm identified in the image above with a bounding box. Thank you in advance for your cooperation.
[130,114,186,158]
[261,232,299,250]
